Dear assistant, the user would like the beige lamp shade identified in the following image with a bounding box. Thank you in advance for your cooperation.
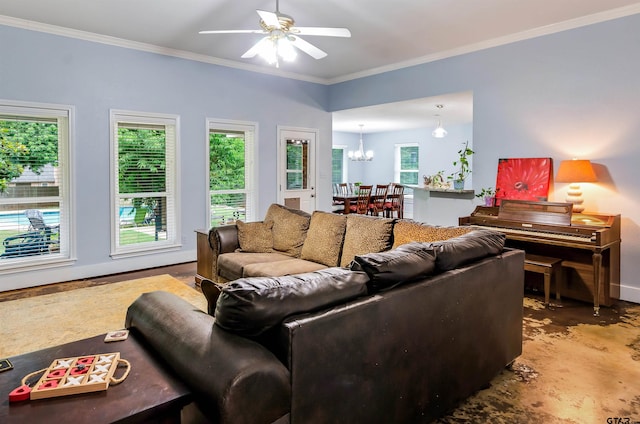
[555,159,598,213]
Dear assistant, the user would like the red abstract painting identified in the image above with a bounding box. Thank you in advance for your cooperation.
[495,158,553,205]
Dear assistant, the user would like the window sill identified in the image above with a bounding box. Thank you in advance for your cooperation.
[110,243,182,260]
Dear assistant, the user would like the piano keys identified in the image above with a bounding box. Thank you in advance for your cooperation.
[459,200,621,316]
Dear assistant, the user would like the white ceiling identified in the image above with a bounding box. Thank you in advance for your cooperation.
[332,91,473,133]
[2,0,639,132]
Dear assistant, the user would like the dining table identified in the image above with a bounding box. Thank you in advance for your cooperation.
[332,194,359,214]
[332,193,390,215]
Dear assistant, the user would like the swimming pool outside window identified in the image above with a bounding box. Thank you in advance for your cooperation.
[0,100,73,268]
[110,110,180,257]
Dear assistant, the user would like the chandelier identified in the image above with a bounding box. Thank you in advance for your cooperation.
[348,124,373,161]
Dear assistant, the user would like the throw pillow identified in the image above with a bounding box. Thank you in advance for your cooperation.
[300,211,347,267]
[340,215,394,267]
[236,220,274,253]
[214,268,369,337]
[351,242,437,292]
[264,203,311,257]
[392,220,473,248]
[433,229,506,271]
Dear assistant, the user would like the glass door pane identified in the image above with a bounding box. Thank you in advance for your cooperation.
[286,139,309,190]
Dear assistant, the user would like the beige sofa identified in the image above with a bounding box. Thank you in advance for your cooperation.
[201,203,472,284]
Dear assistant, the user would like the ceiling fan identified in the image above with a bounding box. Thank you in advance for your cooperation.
[199,0,351,67]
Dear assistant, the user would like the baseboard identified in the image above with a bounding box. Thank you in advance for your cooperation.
[618,283,640,304]
[0,250,196,292]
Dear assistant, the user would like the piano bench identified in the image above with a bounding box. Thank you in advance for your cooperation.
[524,254,562,307]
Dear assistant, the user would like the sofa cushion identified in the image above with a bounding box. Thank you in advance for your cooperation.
[340,215,394,267]
[433,229,506,271]
[300,211,347,267]
[244,258,328,278]
[351,242,437,292]
[392,220,473,248]
[215,268,369,337]
[264,203,311,258]
[217,252,293,282]
[236,220,274,253]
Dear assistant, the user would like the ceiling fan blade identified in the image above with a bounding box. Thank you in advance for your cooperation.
[199,29,265,35]
[290,36,327,59]
[293,27,351,37]
[257,9,281,28]
[241,37,270,59]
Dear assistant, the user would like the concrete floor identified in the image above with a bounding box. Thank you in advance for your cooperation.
[2,262,639,423]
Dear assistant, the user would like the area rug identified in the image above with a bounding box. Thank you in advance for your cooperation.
[437,296,640,424]
[0,274,206,358]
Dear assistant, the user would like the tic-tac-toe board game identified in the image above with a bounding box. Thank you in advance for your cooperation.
[29,352,121,400]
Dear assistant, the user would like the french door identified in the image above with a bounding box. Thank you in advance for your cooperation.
[277,126,317,214]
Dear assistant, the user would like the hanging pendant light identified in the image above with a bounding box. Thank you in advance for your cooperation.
[432,104,448,138]
[348,124,373,161]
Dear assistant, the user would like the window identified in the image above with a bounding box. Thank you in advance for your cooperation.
[395,143,419,184]
[110,110,179,256]
[0,100,73,269]
[208,120,256,226]
[332,146,347,184]
[286,139,309,190]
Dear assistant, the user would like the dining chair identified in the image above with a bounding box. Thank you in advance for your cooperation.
[349,185,372,214]
[384,184,405,218]
[332,183,350,213]
[368,184,388,216]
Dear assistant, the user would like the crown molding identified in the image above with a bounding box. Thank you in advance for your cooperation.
[327,4,640,84]
[0,15,326,85]
[2,3,640,86]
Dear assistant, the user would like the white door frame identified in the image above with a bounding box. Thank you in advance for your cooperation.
[276,126,318,213]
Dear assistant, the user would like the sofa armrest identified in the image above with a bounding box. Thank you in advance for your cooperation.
[208,224,240,283]
[125,291,290,424]
[210,224,240,253]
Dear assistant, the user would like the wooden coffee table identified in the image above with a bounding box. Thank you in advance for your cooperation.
[0,332,192,423]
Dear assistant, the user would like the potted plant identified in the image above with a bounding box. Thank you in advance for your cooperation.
[448,140,473,190]
[475,187,498,206]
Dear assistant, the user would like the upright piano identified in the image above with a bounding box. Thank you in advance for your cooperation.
[459,200,621,315]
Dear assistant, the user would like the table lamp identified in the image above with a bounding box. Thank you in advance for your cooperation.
[555,159,598,213]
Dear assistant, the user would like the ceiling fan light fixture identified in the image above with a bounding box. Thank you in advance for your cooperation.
[199,0,350,67]
[256,34,296,66]
[278,36,297,62]
[256,38,277,64]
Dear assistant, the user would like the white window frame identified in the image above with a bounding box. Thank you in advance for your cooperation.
[109,110,180,258]
[206,119,258,224]
[394,143,419,184]
[0,99,75,274]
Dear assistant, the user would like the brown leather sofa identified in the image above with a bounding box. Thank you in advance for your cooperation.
[126,230,524,423]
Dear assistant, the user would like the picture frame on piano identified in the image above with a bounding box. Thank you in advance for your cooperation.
[495,157,553,206]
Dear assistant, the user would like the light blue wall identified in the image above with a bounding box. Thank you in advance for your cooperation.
[330,14,640,302]
[0,24,332,288]
[2,12,639,302]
